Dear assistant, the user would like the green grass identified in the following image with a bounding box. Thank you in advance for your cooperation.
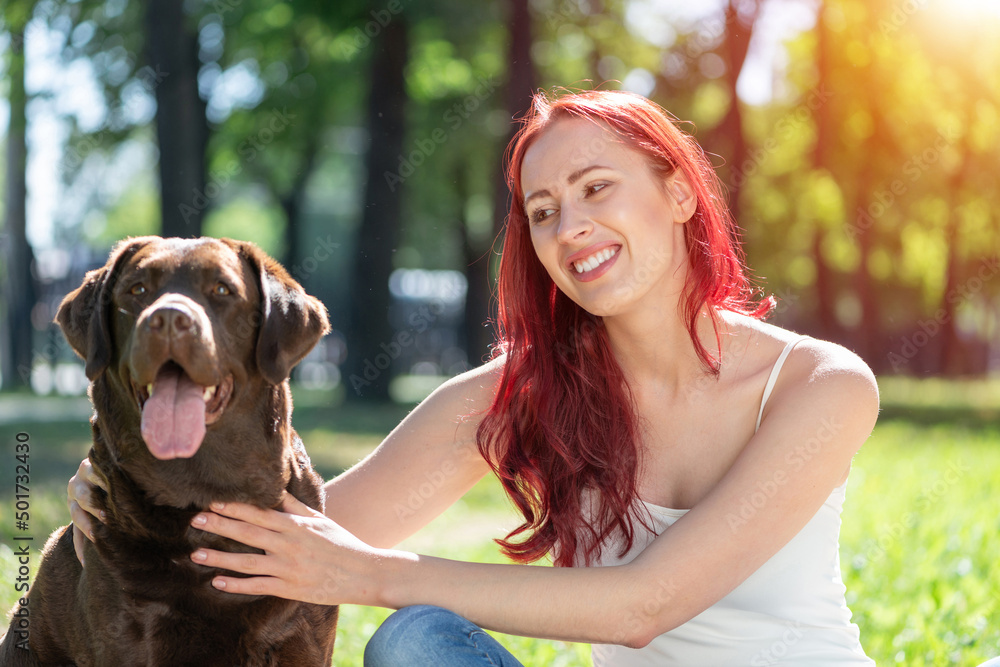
[2,378,999,665]
[841,419,1000,666]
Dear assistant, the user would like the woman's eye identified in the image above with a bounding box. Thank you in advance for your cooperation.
[585,182,608,197]
[214,283,231,296]
[130,284,146,296]
[530,208,556,224]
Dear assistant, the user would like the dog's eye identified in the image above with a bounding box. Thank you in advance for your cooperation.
[130,284,146,296]
[214,283,231,296]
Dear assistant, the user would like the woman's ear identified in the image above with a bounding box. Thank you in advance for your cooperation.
[664,170,698,224]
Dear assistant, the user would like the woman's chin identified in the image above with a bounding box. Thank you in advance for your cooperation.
[558,267,669,318]
[566,287,631,318]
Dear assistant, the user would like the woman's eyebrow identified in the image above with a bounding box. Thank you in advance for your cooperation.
[524,165,610,207]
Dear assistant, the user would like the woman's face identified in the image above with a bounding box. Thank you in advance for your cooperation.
[520,117,697,318]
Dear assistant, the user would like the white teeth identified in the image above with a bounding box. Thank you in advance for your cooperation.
[203,386,217,401]
[573,247,618,274]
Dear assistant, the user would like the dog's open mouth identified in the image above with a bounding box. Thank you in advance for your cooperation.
[134,361,234,460]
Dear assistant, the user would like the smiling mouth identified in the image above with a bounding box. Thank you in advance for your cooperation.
[572,246,619,274]
[133,361,235,459]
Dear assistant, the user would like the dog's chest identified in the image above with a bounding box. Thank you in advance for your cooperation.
[90,591,307,666]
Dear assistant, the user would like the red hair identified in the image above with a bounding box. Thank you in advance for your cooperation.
[477,89,773,567]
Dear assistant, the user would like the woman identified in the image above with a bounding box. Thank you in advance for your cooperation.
[70,89,879,665]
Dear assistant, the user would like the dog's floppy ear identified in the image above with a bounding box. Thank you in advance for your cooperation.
[228,239,331,386]
[56,237,155,380]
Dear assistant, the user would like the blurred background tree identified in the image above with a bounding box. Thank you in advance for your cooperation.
[1,0,34,392]
[1,0,998,398]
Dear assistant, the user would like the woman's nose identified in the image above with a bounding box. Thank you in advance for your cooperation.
[556,202,592,244]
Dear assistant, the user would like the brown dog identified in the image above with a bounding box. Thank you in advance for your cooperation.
[0,237,339,666]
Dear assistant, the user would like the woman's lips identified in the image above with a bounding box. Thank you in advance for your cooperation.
[568,244,621,282]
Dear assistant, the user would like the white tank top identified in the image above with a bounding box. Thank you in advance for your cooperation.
[580,336,874,666]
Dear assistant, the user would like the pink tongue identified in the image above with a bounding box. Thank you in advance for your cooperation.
[141,365,207,460]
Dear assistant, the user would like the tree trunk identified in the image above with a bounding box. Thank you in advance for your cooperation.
[849,65,887,367]
[145,0,208,238]
[344,17,410,402]
[810,2,838,340]
[938,133,974,375]
[1,20,36,391]
[851,140,885,366]
[715,0,759,215]
[279,139,320,273]
[811,232,838,338]
[464,0,536,363]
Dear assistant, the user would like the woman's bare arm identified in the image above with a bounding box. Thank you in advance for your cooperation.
[67,357,502,560]
[321,357,501,548]
[375,340,879,645]
[191,339,878,646]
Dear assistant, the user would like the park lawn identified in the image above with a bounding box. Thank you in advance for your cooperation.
[1,380,999,665]
[840,419,1000,666]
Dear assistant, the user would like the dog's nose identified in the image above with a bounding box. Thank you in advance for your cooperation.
[148,306,194,336]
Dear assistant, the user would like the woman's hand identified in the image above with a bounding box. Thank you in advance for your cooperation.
[68,457,108,565]
[189,493,395,607]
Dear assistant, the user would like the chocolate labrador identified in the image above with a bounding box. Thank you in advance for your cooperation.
[0,237,339,666]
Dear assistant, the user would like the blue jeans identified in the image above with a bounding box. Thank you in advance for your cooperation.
[364,605,525,667]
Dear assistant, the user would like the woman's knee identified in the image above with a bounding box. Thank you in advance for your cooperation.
[364,605,467,667]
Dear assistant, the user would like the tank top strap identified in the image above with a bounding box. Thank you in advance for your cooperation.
[755,335,810,433]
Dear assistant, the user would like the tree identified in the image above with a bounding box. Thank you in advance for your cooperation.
[464,0,537,363]
[344,15,410,401]
[0,2,37,391]
[146,0,208,237]
[40,0,207,238]
[708,0,762,218]
[809,1,840,341]
[204,0,368,271]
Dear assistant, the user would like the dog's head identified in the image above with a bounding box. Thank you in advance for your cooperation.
[57,236,329,461]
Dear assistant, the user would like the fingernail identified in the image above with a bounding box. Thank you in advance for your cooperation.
[211,502,226,511]
[192,514,207,526]
[89,530,95,540]
[191,549,207,562]
[99,511,107,521]
[213,578,226,589]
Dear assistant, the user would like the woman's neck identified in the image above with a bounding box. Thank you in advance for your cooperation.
[604,302,727,397]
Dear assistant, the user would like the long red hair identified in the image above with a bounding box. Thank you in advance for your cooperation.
[477,89,773,567]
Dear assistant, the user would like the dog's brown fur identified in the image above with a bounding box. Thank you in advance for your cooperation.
[1,237,339,666]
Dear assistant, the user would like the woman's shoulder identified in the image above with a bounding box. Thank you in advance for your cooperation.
[724,313,879,426]
[420,354,507,416]
[442,353,506,391]
[724,312,873,375]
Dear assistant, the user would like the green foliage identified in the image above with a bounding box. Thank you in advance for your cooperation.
[729,0,1000,363]
[10,0,998,377]
[203,196,286,258]
[84,170,159,246]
